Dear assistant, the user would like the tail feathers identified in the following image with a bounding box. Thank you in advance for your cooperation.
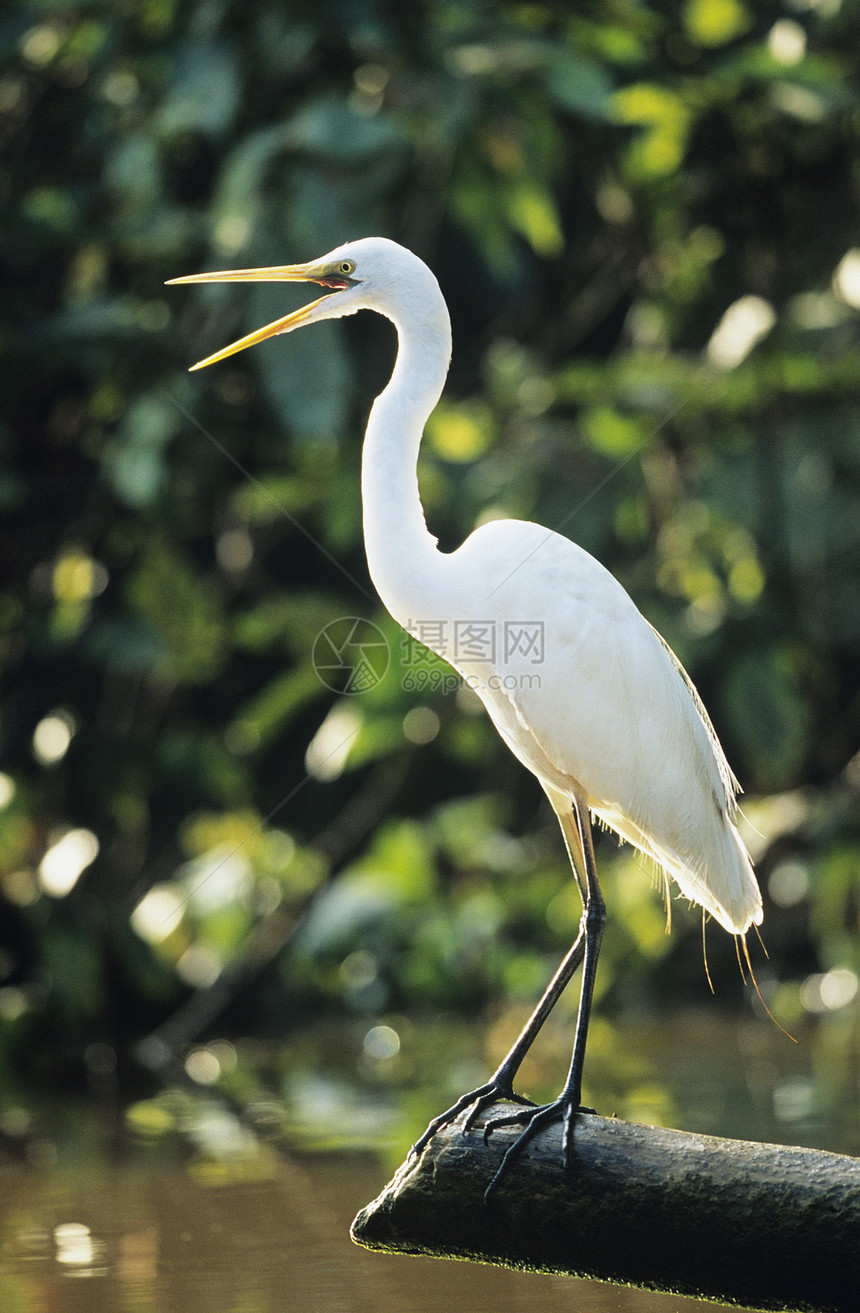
[593,802,762,936]
[664,815,762,935]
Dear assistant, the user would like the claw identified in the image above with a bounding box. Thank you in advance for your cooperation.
[462,1087,534,1136]
[482,1096,593,1203]
[410,1080,534,1159]
[412,1081,596,1208]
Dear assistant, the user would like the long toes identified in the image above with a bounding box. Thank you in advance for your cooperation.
[481,1110,528,1142]
[461,1096,493,1136]
[483,1101,558,1149]
[479,1097,547,1141]
[463,1088,533,1136]
[410,1094,475,1156]
[483,1099,576,1201]
[411,1081,521,1156]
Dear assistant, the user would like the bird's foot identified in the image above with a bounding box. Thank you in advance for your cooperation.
[410,1079,536,1159]
[480,1094,594,1203]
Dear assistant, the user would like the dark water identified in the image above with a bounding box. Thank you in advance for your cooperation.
[0,1147,746,1313]
[0,1008,854,1312]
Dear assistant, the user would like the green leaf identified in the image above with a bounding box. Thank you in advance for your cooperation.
[720,646,812,791]
[544,51,614,120]
[104,395,180,508]
[683,0,751,48]
[612,83,692,177]
[157,42,241,139]
[284,97,406,163]
[506,182,564,259]
[581,406,645,458]
[126,541,225,685]
[236,667,325,746]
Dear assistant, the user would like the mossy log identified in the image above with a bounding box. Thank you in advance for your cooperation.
[351,1104,859,1312]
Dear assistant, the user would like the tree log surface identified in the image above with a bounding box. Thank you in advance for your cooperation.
[351,1106,859,1313]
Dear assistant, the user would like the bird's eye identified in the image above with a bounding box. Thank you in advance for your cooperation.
[338,260,355,276]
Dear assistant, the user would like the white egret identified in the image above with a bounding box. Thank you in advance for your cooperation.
[168,238,763,1197]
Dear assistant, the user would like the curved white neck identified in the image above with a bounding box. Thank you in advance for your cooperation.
[361,297,452,625]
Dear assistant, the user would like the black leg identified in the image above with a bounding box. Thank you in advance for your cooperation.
[479,799,606,1200]
[409,925,587,1157]
[558,800,605,1110]
[411,790,605,1184]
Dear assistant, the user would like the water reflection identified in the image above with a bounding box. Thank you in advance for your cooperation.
[1,1144,744,1313]
[0,1007,854,1313]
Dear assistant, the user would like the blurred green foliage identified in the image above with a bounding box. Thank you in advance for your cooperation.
[0,0,858,1088]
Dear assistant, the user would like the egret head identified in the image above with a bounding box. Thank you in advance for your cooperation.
[166,237,445,371]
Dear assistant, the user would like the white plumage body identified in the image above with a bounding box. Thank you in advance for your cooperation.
[382,516,760,935]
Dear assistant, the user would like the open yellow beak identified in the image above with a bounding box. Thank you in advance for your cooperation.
[165,261,345,371]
